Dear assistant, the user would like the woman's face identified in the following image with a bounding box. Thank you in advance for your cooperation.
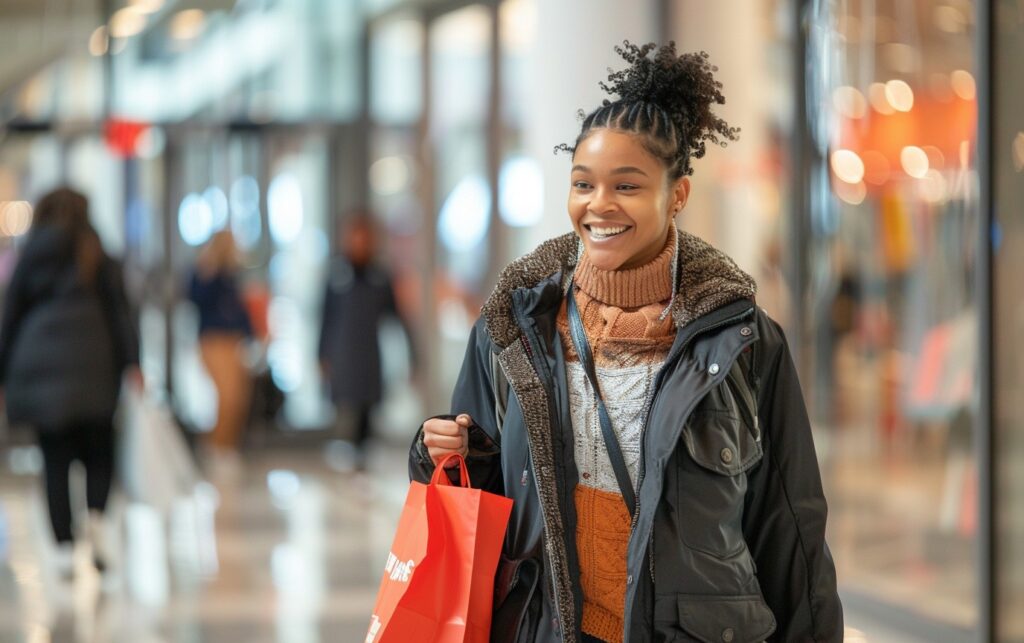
[568,128,689,271]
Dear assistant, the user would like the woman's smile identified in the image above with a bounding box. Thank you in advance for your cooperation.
[583,222,633,241]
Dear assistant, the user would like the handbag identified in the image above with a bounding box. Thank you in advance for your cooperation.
[366,453,513,643]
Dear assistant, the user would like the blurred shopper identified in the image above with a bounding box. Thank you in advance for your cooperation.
[188,230,252,471]
[411,43,842,642]
[319,212,414,471]
[0,187,140,577]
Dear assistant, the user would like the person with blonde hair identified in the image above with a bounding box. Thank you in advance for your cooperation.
[188,230,252,469]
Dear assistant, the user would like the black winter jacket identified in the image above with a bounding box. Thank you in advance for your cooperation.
[0,225,139,430]
[409,230,842,643]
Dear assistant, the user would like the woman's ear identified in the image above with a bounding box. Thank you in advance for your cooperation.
[669,177,691,215]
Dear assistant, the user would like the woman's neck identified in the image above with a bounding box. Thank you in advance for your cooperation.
[575,222,676,308]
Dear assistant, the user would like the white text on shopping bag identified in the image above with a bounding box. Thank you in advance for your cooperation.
[384,552,415,582]
[366,614,381,642]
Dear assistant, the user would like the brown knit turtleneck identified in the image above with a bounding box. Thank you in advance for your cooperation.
[557,222,678,643]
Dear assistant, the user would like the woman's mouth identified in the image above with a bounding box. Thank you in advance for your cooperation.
[585,224,631,240]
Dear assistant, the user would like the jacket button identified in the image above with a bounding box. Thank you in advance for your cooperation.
[722,627,735,642]
[740,326,752,336]
[708,363,720,375]
[626,574,633,584]
[720,448,734,464]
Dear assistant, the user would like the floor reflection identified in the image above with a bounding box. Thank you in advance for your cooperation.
[0,442,409,643]
[0,437,961,643]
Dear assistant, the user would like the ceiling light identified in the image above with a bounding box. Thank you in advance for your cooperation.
[868,83,894,115]
[170,9,207,41]
[830,149,865,184]
[109,7,146,39]
[88,26,109,56]
[951,70,976,100]
[901,146,930,178]
[129,0,164,15]
[884,80,914,112]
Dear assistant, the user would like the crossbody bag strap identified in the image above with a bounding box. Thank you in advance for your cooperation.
[566,284,637,518]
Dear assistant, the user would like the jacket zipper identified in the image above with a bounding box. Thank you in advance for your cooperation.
[633,305,756,581]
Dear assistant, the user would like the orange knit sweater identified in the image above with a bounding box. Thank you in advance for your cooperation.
[557,226,677,642]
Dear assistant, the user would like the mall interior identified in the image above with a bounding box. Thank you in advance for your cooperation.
[0,0,1022,641]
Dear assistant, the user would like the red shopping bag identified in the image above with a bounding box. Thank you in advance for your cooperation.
[366,454,513,643]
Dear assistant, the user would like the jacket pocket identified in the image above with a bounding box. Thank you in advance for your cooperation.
[675,594,776,643]
[682,408,762,477]
[676,396,762,557]
[491,556,541,643]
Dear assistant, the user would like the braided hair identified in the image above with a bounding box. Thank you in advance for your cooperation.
[556,41,740,179]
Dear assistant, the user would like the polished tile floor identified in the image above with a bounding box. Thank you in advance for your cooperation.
[0,441,411,643]
[0,438,958,643]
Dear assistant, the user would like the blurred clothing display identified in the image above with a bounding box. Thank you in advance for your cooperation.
[188,231,252,458]
[0,187,139,573]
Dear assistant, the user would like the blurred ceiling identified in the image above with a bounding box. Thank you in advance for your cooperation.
[0,0,234,97]
[0,0,99,96]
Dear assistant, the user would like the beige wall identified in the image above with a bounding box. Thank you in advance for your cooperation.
[669,0,790,323]
[520,0,659,249]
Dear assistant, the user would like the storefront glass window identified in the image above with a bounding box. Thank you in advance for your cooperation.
[805,0,978,636]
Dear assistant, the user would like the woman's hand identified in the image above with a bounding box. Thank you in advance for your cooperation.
[422,414,472,468]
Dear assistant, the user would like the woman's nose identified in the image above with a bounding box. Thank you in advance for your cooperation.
[588,186,617,213]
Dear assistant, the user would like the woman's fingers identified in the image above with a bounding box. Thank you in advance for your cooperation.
[423,434,464,450]
[423,415,471,467]
[426,418,463,436]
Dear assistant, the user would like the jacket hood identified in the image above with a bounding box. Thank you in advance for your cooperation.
[18,225,78,299]
[481,229,758,349]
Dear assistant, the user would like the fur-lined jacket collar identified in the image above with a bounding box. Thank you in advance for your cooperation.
[481,229,758,349]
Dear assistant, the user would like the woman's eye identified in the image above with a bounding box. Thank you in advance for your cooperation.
[617,184,639,191]
[573,181,592,190]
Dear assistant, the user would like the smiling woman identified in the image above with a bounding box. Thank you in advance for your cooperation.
[410,40,843,643]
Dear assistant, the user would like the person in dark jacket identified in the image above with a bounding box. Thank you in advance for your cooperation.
[319,212,414,470]
[188,230,253,469]
[0,187,140,577]
[410,43,842,642]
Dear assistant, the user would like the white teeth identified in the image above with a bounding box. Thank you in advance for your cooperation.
[589,225,628,237]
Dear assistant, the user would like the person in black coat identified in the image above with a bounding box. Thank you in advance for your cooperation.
[318,213,415,470]
[0,188,140,577]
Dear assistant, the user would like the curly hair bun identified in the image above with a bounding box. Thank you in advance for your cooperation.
[558,41,740,178]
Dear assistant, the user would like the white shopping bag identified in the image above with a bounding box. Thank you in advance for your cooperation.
[124,502,169,606]
[120,390,200,514]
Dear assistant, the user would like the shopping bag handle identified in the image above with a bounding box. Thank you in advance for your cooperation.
[431,453,471,488]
